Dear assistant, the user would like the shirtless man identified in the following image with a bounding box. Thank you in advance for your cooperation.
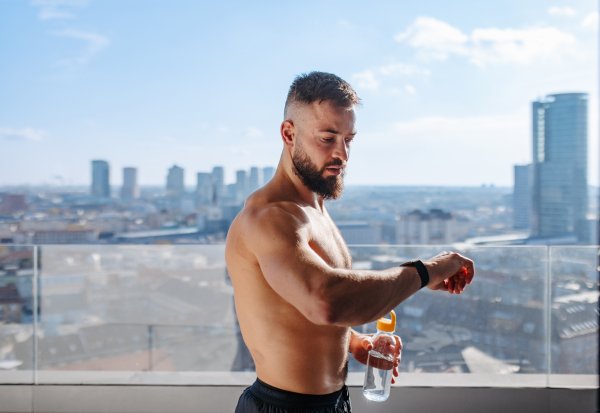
[225,72,475,413]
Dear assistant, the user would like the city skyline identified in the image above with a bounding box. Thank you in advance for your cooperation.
[0,1,597,187]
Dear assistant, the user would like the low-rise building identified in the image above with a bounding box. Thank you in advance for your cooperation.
[396,209,469,245]
[0,194,27,213]
[13,230,98,244]
[336,221,381,245]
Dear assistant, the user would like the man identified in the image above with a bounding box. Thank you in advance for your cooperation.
[225,72,475,412]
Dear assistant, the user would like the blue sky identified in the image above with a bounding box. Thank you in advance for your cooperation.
[1,0,597,187]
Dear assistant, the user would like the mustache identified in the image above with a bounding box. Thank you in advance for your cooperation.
[324,159,346,168]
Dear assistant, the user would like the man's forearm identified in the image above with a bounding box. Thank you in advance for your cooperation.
[319,265,422,327]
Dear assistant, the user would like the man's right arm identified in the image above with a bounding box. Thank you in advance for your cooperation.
[247,205,474,327]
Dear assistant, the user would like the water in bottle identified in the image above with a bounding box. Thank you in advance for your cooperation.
[363,310,397,402]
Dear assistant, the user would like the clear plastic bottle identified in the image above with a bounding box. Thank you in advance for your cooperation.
[363,310,397,402]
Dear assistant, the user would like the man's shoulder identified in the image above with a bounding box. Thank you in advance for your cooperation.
[240,194,310,233]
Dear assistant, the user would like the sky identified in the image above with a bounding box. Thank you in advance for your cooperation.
[0,0,598,187]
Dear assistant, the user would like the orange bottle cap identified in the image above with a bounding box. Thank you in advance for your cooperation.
[376,310,396,332]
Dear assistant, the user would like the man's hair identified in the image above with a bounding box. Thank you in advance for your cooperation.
[284,71,360,119]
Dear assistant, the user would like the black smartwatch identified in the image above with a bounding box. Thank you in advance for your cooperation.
[400,260,429,289]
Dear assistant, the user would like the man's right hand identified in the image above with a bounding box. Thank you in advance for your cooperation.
[423,252,475,295]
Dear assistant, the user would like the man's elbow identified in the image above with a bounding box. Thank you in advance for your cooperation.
[301,270,347,325]
[303,293,344,326]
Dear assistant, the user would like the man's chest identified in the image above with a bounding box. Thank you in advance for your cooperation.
[305,211,352,269]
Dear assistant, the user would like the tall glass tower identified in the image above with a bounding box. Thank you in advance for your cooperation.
[211,166,225,201]
[513,164,531,230]
[531,93,588,241]
[166,165,185,198]
[121,167,139,199]
[262,167,275,184]
[91,160,110,198]
[248,167,262,194]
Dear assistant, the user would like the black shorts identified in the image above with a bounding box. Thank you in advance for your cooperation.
[235,378,352,413]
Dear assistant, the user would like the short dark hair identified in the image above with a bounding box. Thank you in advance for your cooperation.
[284,72,360,119]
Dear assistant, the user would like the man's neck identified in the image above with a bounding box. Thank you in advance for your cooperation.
[274,151,324,210]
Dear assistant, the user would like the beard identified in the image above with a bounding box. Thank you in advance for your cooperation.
[292,142,345,201]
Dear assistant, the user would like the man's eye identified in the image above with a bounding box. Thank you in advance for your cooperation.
[323,137,334,142]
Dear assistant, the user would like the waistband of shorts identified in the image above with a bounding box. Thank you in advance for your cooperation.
[249,378,349,409]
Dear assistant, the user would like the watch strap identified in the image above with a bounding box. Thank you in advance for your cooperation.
[400,260,430,289]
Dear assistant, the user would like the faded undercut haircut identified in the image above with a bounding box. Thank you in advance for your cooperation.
[284,71,360,120]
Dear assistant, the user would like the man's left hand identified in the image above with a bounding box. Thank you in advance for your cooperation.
[349,331,402,384]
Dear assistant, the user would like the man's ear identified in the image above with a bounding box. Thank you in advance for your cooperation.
[281,120,295,148]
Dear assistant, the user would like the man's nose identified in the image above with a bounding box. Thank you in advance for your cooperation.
[332,139,349,162]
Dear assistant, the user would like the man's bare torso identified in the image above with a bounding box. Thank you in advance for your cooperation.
[225,184,353,394]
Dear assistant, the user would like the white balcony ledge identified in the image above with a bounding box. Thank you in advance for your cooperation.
[0,383,596,413]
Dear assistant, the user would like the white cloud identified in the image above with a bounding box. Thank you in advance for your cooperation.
[53,29,110,69]
[31,0,88,21]
[405,85,416,95]
[379,62,429,76]
[394,113,524,145]
[218,126,229,133]
[352,70,379,91]
[582,12,599,30]
[348,111,531,186]
[469,27,576,66]
[39,9,75,20]
[395,16,576,67]
[160,136,175,143]
[394,16,469,60]
[244,127,264,139]
[0,127,47,141]
[548,6,577,16]
[352,63,428,91]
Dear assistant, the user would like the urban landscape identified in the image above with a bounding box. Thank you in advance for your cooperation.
[0,94,596,248]
[1,1,597,411]
[0,92,597,381]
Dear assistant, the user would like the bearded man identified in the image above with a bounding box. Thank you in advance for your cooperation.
[225,71,475,413]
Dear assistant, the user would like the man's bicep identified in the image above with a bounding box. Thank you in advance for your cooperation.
[249,208,332,321]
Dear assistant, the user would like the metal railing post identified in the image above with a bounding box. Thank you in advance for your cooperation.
[33,245,38,385]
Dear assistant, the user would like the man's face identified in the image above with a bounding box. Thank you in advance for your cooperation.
[290,101,356,200]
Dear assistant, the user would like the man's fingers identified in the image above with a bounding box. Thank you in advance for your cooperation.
[465,263,475,284]
[458,256,475,284]
[361,337,372,351]
[448,277,456,294]
[394,335,402,355]
[438,280,449,291]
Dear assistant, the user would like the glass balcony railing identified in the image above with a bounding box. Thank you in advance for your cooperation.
[0,244,597,387]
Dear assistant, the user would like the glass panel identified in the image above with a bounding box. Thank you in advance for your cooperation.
[548,246,599,386]
[37,245,240,384]
[0,245,36,384]
[348,245,548,383]
[31,244,598,387]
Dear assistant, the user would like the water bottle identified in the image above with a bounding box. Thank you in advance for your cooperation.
[363,310,397,402]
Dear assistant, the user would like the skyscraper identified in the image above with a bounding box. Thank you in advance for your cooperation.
[121,167,140,199]
[166,165,185,198]
[248,167,262,194]
[196,172,212,205]
[91,160,110,198]
[531,93,588,241]
[262,167,275,185]
[513,164,531,230]
[235,170,248,204]
[211,166,225,201]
